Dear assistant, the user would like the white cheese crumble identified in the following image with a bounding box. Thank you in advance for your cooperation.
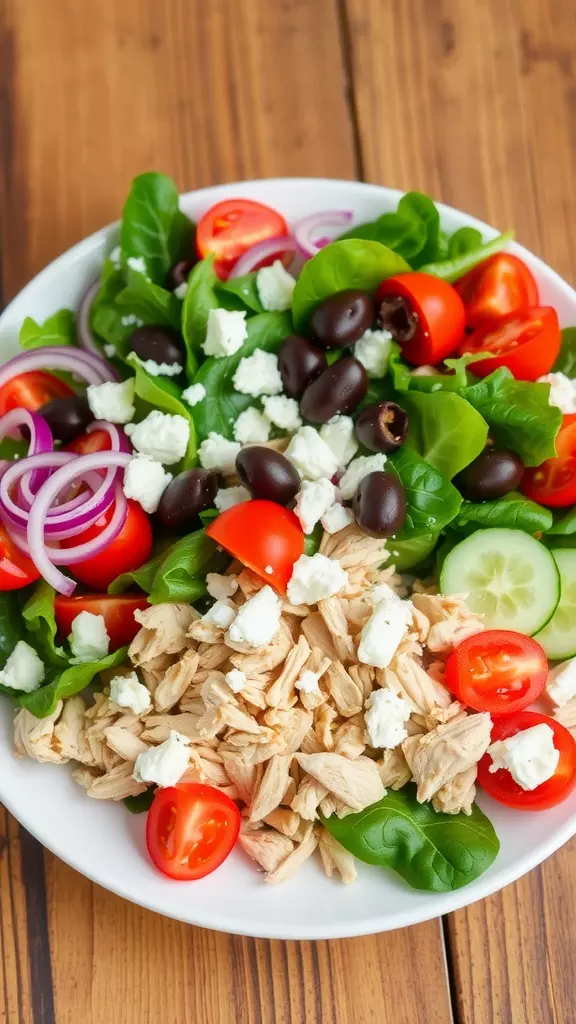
[537,372,576,414]
[294,478,336,534]
[256,260,296,311]
[181,383,206,407]
[203,308,248,358]
[319,415,358,469]
[0,641,45,693]
[262,395,302,432]
[206,572,239,601]
[120,314,143,328]
[234,407,271,444]
[339,453,388,500]
[233,350,283,396]
[488,723,560,791]
[321,502,354,534]
[354,328,393,378]
[287,553,348,605]
[109,672,151,714]
[546,658,576,708]
[87,379,135,425]
[69,611,110,665]
[202,600,237,629]
[136,357,183,377]
[109,245,121,267]
[127,256,148,275]
[104,344,116,358]
[357,594,412,668]
[226,585,282,648]
[125,410,190,465]
[133,731,190,787]
[225,668,247,693]
[295,670,321,695]
[198,432,241,475]
[364,688,411,749]
[214,485,250,512]
[174,281,188,300]
[123,454,173,513]
[284,426,339,481]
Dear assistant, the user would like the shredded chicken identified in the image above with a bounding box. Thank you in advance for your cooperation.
[402,713,492,802]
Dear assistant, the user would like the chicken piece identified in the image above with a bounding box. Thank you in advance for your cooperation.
[290,775,328,820]
[317,598,356,664]
[553,698,576,734]
[263,807,302,838]
[410,605,430,644]
[229,619,293,674]
[320,524,386,572]
[86,762,148,800]
[377,747,411,790]
[402,712,492,802]
[333,715,366,759]
[196,643,231,671]
[201,671,239,710]
[265,824,318,884]
[427,618,483,654]
[432,766,477,815]
[411,592,483,653]
[424,702,467,731]
[263,707,314,754]
[319,793,337,818]
[153,649,200,712]
[14,702,66,764]
[249,754,293,821]
[348,663,374,702]
[314,703,338,750]
[325,662,364,718]
[389,654,452,715]
[318,828,357,884]
[72,765,101,791]
[140,712,203,744]
[221,704,268,735]
[221,751,262,804]
[266,634,311,709]
[53,696,92,763]
[129,603,196,665]
[239,830,295,873]
[301,613,339,661]
[295,752,385,811]
[104,725,149,761]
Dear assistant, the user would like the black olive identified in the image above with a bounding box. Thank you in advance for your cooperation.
[168,259,196,290]
[300,356,368,423]
[355,401,409,453]
[236,447,300,505]
[157,469,218,530]
[353,471,405,538]
[310,290,375,349]
[128,325,185,370]
[455,448,524,501]
[378,294,418,342]
[38,396,93,444]
[278,336,327,399]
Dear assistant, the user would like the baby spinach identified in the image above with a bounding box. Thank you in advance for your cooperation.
[0,592,25,669]
[181,256,219,378]
[463,368,562,466]
[546,506,576,536]
[117,270,182,332]
[124,789,156,813]
[19,309,75,350]
[448,227,483,258]
[120,172,191,285]
[19,647,128,719]
[404,391,488,480]
[386,531,440,571]
[89,261,134,351]
[389,345,483,395]
[216,272,264,314]
[192,311,292,441]
[322,784,499,892]
[108,551,166,595]
[109,529,225,604]
[419,231,514,282]
[339,191,441,267]
[387,447,462,538]
[127,354,197,466]
[292,240,409,332]
[22,582,67,666]
[552,327,576,378]
[454,492,553,533]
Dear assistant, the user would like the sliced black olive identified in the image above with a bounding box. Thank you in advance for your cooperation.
[455,448,524,501]
[157,469,218,530]
[169,259,196,290]
[278,336,327,399]
[299,356,368,423]
[378,295,418,341]
[310,290,375,349]
[353,471,406,538]
[38,396,93,444]
[236,447,300,505]
[128,325,185,370]
[355,401,409,453]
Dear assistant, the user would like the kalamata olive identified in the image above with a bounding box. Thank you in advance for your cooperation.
[168,259,196,290]
[378,294,418,341]
[355,401,409,453]
[278,336,327,399]
[236,447,300,505]
[299,356,368,423]
[310,290,375,349]
[455,448,524,501]
[128,325,185,370]
[157,469,218,530]
[38,396,93,444]
[353,471,406,538]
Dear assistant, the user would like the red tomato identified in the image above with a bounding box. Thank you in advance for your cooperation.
[0,523,40,590]
[444,630,548,716]
[376,272,466,365]
[146,783,240,880]
[477,711,576,810]
[64,428,112,455]
[522,413,576,508]
[0,371,74,416]
[206,499,304,592]
[62,500,153,591]
[459,306,561,380]
[54,593,149,650]
[455,254,539,331]
[196,198,289,279]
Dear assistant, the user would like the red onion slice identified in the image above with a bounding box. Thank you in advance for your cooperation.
[86,420,132,453]
[0,408,53,493]
[228,235,298,279]
[77,279,102,355]
[292,210,353,258]
[0,346,119,390]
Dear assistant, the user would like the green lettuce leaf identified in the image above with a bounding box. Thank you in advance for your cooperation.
[18,647,128,718]
[552,327,576,378]
[453,492,553,533]
[22,582,67,665]
[419,231,514,282]
[127,354,196,467]
[387,447,462,538]
[404,390,488,479]
[19,309,76,350]
[181,256,219,379]
[120,172,191,285]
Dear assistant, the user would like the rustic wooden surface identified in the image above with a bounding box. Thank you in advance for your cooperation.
[0,0,575,1021]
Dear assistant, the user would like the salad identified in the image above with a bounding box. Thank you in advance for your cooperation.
[3,173,576,893]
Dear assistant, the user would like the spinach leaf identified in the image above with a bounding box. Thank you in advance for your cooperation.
[304,524,323,556]
[181,256,219,378]
[147,529,226,604]
[322,784,499,892]
[127,354,196,467]
[192,311,292,441]
[552,327,576,378]
[339,192,441,267]
[124,789,156,813]
[19,647,128,718]
[396,192,440,266]
[388,447,462,538]
[117,270,182,333]
[19,309,75,350]
[0,437,28,461]
[419,231,514,282]
[0,592,25,667]
[546,507,576,536]
[120,172,190,285]
[463,368,562,466]
[22,582,67,665]
[448,227,483,258]
[216,273,264,314]
[389,345,484,395]
[386,531,440,571]
[292,240,409,332]
[89,260,135,351]
[453,492,553,533]
[404,391,488,479]
[108,550,166,595]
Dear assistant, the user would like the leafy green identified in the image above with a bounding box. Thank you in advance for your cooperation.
[117,270,182,333]
[181,256,219,379]
[89,260,134,351]
[322,785,499,892]
[448,227,483,258]
[0,437,28,461]
[552,327,576,377]
[463,368,562,466]
[19,647,128,718]
[404,391,488,480]
[339,191,440,267]
[109,529,225,604]
[108,551,166,595]
[0,593,25,682]
[304,524,323,556]
[216,273,264,314]
[124,790,156,813]
[126,354,196,467]
[388,447,462,538]
[120,172,191,285]
[385,531,440,571]
[453,492,553,533]
[546,507,576,536]
[192,311,292,441]
[22,582,67,665]
[419,231,514,282]
[19,309,75,350]
[292,239,409,332]
[389,345,484,395]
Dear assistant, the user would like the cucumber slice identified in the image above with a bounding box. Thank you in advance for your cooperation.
[440,528,560,635]
[534,549,576,660]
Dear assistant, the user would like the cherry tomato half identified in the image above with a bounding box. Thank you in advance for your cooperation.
[206,499,304,592]
[445,630,548,716]
[0,522,40,590]
[64,428,113,456]
[54,593,149,650]
[522,413,576,508]
[477,711,576,810]
[0,371,74,416]
[459,306,561,380]
[196,198,289,279]
[455,253,539,331]
[62,500,153,591]
[376,272,466,365]
[146,783,240,880]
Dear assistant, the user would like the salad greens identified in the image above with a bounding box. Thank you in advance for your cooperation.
[19,647,128,718]
[453,493,553,533]
[127,353,197,466]
[181,255,219,377]
[109,527,225,604]
[553,327,576,378]
[388,447,462,538]
[20,309,76,350]
[403,391,488,480]
[22,582,67,665]
[117,269,182,332]
[120,172,192,285]
[419,230,514,282]
[463,369,562,466]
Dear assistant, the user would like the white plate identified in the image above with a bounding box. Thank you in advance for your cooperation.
[1,178,576,940]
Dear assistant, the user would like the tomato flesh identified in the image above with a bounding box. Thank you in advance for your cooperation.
[0,523,40,590]
[206,499,304,592]
[54,593,149,650]
[376,272,466,365]
[478,711,576,810]
[455,253,539,331]
[522,413,576,507]
[196,198,289,279]
[444,630,548,716]
[0,371,74,416]
[64,428,113,455]
[146,783,240,880]
[459,305,560,380]
[62,500,153,591]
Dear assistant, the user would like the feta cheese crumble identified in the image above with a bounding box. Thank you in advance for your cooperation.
[284,426,339,481]
[256,260,296,311]
[104,343,116,358]
[109,245,121,267]
[546,658,576,708]
[262,395,302,432]
[319,416,358,469]
[123,454,173,513]
[87,379,135,425]
[203,308,248,358]
[181,383,206,407]
[537,372,576,414]
[133,731,190,787]
[487,723,559,791]
[234,407,271,444]
[203,600,237,629]
[0,641,45,693]
[127,256,148,275]
[357,594,412,668]
[206,573,239,601]
[227,585,282,648]
[287,553,348,605]
[198,432,241,475]
[136,358,183,377]
[339,454,388,499]
[225,668,247,693]
[354,328,393,378]
[69,611,110,665]
[364,688,411,749]
[233,350,283,397]
[109,672,151,714]
[174,281,188,300]
[295,670,321,695]
[125,410,190,465]
[294,478,336,534]
[120,314,143,328]
[321,502,354,534]
[214,485,250,512]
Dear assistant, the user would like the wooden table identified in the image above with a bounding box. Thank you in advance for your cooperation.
[1,1,575,1020]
